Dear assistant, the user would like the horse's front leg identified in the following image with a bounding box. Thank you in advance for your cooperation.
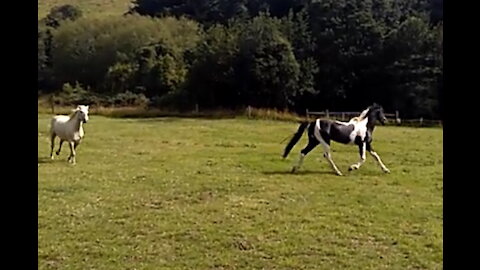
[367,143,390,173]
[68,141,76,164]
[56,139,64,156]
[349,142,366,171]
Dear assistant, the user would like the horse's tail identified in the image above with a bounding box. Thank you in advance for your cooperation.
[282,121,309,159]
[49,117,57,135]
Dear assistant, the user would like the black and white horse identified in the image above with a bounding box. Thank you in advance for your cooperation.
[283,103,390,176]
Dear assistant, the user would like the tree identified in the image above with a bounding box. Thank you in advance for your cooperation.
[277,9,318,112]
[185,23,242,108]
[185,15,302,109]
[236,15,301,108]
[383,17,441,118]
[130,0,312,25]
[38,24,57,92]
[51,15,201,91]
[129,43,188,97]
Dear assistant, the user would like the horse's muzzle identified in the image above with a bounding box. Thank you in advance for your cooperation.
[381,117,388,125]
[83,120,88,124]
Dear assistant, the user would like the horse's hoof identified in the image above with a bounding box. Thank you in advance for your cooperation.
[291,167,297,174]
[50,156,54,160]
[349,165,359,171]
[384,169,391,173]
[336,171,343,176]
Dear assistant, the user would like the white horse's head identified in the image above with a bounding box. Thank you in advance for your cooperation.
[74,105,90,123]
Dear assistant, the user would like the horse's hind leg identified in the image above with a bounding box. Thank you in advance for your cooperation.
[49,133,56,159]
[291,139,318,173]
[56,139,64,156]
[367,143,390,173]
[320,142,343,176]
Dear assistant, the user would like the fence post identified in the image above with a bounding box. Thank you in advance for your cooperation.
[195,103,199,114]
[342,112,345,121]
[326,109,329,118]
[247,106,252,118]
[305,109,309,120]
[395,110,401,125]
[420,117,423,127]
[50,95,55,114]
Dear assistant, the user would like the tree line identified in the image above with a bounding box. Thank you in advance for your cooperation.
[38,0,443,119]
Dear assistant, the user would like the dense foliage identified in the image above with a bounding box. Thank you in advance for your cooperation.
[39,0,443,118]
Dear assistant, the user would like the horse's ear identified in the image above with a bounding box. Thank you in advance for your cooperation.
[86,105,89,110]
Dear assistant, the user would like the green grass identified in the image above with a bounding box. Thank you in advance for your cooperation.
[38,0,132,19]
[38,114,443,269]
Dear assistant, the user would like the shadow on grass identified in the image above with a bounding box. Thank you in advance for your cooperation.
[38,156,68,164]
[262,170,335,176]
[38,157,52,164]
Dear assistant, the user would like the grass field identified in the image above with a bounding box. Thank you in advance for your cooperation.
[38,114,443,269]
[38,0,132,19]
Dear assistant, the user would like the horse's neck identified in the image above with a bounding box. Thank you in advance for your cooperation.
[366,115,377,130]
[68,114,82,131]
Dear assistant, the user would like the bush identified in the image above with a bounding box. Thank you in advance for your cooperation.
[109,92,150,107]
[149,90,194,111]
[43,4,83,28]
[54,82,100,106]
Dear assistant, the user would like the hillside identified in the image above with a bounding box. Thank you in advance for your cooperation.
[38,0,132,19]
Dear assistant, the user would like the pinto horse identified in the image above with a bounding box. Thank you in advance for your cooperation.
[49,105,90,164]
[283,104,390,176]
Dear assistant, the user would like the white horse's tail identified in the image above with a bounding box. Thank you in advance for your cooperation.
[49,117,56,136]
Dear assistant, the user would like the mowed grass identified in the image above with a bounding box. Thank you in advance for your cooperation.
[38,114,443,270]
[38,0,132,19]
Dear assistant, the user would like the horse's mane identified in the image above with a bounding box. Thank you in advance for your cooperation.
[67,109,79,119]
[349,107,370,123]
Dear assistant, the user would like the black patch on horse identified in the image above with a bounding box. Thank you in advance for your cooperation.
[329,122,355,144]
[354,135,363,146]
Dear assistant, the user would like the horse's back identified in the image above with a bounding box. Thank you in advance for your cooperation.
[50,115,73,136]
[52,115,70,122]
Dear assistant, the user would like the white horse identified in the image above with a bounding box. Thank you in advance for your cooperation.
[49,105,90,164]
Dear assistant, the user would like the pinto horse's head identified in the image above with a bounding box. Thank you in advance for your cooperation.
[74,105,90,123]
[371,103,387,125]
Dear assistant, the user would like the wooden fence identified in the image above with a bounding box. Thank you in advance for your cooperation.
[305,109,442,127]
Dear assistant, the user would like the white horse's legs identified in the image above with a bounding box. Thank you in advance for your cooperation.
[349,143,366,171]
[369,150,390,173]
[56,139,64,156]
[50,133,56,159]
[320,143,343,176]
[68,141,76,164]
